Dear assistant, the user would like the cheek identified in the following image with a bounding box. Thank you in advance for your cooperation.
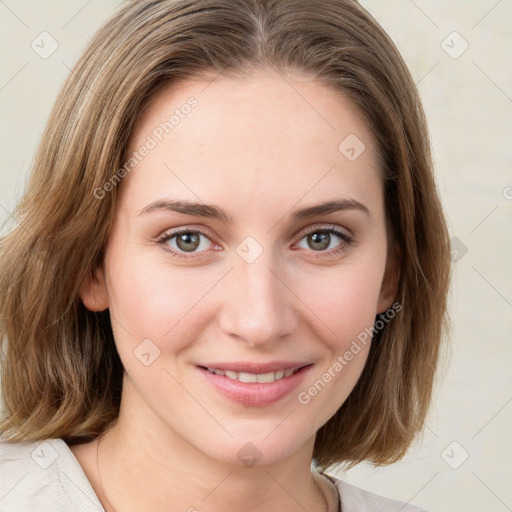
[292,263,383,423]
[293,256,386,347]
[104,247,214,353]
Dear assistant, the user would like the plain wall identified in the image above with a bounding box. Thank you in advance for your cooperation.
[0,1,511,511]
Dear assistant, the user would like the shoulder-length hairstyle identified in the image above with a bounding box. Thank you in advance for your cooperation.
[0,0,451,471]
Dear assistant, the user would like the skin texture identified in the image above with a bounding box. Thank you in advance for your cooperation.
[75,69,397,512]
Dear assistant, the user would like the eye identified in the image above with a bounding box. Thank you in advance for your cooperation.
[157,228,215,258]
[295,226,353,257]
[157,225,354,259]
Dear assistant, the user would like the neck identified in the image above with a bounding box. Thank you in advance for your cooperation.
[94,378,337,512]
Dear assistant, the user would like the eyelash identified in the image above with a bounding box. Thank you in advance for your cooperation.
[156,225,354,260]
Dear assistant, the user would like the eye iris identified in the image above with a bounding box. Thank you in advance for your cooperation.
[176,232,200,252]
[308,232,330,250]
[169,230,339,254]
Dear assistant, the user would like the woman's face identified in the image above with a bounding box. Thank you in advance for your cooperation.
[83,70,396,466]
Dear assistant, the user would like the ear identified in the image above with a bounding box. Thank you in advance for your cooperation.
[377,246,400,314]
[79,263,109,312]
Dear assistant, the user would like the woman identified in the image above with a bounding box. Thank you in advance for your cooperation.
[0,1,450,510]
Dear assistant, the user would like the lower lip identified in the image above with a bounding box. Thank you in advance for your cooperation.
[197,365,313,407]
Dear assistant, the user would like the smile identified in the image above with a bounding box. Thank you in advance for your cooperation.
[198,363,313,407]
[205,367,300,383]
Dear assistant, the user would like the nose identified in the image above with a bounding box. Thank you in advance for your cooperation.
[217,249,297,348]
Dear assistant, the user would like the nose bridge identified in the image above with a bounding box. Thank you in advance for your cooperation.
[218,242,295,346]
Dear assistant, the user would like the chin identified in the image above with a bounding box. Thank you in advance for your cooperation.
[200,431,311,468]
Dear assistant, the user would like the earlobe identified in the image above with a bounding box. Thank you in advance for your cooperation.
[79,264,109,312]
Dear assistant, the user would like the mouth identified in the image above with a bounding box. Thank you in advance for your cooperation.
[202,366,304,383]
[197,363,314,407]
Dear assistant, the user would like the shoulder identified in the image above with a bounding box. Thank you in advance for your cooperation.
[326,473,429,512]
[0,437,104,512]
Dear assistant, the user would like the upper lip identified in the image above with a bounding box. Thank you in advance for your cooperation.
[198,361,313,374]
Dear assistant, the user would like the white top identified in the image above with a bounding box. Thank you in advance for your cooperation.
[0,438,428,511]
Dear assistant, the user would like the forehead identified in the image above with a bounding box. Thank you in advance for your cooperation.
[120,70,383,218]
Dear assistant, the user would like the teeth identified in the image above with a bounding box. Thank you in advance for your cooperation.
[238,372,258,383]
[206,367,299,383]
[257,372,275,383]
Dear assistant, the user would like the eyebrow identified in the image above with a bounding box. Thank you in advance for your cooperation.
[137,198,370,224]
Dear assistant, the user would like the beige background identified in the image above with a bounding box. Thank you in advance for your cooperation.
[1,1,511,511]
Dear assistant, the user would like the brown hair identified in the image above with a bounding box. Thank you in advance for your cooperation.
[0,0,451,471]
